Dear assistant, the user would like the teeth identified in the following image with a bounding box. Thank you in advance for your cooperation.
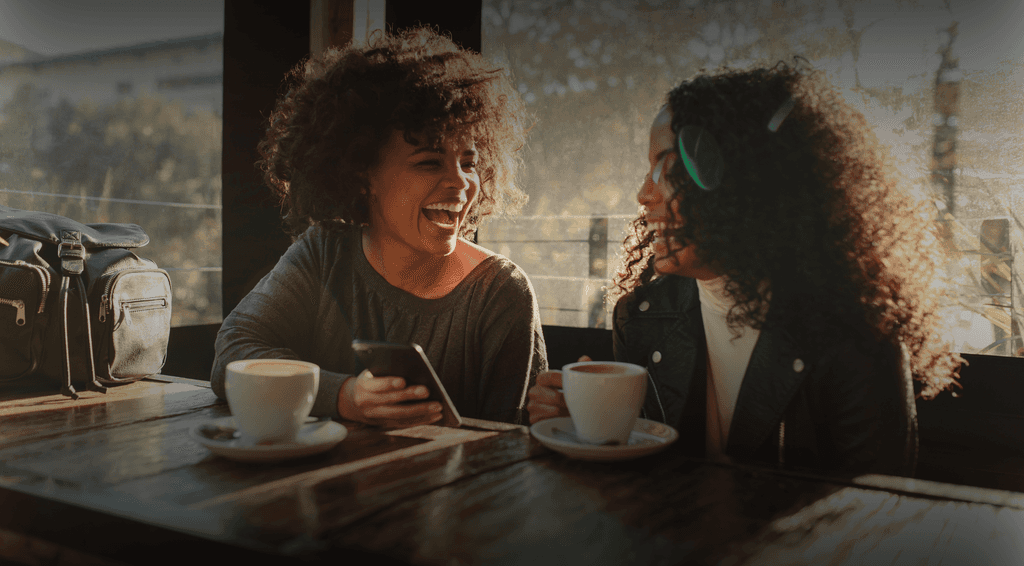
[424,202,465,213]
[646,221,680,233]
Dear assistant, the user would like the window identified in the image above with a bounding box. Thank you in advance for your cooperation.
[0,1,224,326]
[480,0,1024,357]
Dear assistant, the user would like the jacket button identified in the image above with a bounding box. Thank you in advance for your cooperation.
[652,351,662,363]
[639,301,650,312]
[792,358,805,373]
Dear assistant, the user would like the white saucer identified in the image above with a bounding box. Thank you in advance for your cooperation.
[190,416,348,463]
[530,417,679,462]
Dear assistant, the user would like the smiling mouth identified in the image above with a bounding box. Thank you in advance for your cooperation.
[645,220,683,243]
[422,202,464,229]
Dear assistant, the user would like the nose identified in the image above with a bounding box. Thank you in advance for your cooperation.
[637,171,660,207]
[442,159,473,192]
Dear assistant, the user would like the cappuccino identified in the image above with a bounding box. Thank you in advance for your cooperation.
[572,363,622,374]
[561,361,647,445]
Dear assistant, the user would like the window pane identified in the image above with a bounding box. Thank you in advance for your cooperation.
[0,1,224,326]
[481,0,1024,357]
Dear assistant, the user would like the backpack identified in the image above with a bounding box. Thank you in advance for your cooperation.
[0,206,172,398]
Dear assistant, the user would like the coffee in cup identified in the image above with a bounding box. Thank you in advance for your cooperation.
[225,359,320,443]
[561,360,647,445]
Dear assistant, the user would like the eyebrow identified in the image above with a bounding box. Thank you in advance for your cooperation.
[410,147,478,158]
[410,146,443,156]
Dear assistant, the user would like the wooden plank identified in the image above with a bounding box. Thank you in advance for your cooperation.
[855,473,1024,510]
[143,374,212,388]
[0,379,206,414]
[190,424,501,509]
[0,383,217,451]
[99,419,432,506]
[326,456,838,565]
[0,527,132,566]
[0,395,229,485]
[109,427,543,558]
[734,487,1024,565]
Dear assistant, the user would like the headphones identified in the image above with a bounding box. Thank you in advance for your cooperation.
[672,95,796,192]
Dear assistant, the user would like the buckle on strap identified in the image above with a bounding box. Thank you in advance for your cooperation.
[58,230,85,275]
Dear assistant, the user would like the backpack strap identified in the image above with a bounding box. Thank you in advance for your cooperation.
[56,230,106,398]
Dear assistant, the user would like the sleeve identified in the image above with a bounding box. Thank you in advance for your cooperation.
[476,264,548,425]
[210,229,350,419]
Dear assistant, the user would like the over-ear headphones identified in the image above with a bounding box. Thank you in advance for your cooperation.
[671,95,795,192]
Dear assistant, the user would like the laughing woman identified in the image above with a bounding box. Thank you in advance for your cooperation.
[528,62,963,476]
[211,27,547,427]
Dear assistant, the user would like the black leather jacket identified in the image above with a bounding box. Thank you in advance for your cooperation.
[612,275,918,477]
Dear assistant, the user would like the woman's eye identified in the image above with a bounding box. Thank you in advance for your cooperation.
[462,161,477,170]
[418,160,441,168]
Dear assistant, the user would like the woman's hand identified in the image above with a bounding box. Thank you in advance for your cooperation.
[526,355,591,424]
[338,370,443,428]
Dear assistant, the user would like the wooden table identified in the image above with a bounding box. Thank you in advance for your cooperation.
[1,377,1023,566]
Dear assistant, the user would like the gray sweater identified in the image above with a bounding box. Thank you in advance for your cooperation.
[211,224,547,424]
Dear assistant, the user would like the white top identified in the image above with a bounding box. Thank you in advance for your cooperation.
[697,276,760,462]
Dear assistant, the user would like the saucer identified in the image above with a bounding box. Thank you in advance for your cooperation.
[530,417,679,462]
[190,416,348,463]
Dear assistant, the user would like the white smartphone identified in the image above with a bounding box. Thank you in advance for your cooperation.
[351,340,463,428]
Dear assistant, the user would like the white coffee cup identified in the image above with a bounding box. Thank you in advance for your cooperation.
[562,361,648,445]
[224,359,320,443]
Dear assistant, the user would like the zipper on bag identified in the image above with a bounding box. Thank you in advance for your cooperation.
[0,297,26,326]
[0,259,49,314]
[98,268,167,323]
[119,297,168,326]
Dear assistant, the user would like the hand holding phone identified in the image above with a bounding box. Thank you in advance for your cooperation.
[349,340,463,428]
[339,369,444,428]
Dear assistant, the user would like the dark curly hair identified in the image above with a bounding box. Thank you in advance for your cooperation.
[609,62,962,398]
[257,26,530,237]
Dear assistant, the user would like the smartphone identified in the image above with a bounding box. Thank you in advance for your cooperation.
[351,340,463,428]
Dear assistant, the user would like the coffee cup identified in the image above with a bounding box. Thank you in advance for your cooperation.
[224,359,320,443]
[561,361,647,445]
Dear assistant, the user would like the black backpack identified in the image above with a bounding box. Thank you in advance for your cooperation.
[0,206,172,398]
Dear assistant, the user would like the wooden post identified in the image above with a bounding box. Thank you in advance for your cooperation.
[980,219,1018,355]
[310,0,363,55]
[587,216,608,328]
[931,23,960,216]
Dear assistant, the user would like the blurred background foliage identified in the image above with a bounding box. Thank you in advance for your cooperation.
[0,82,222,326]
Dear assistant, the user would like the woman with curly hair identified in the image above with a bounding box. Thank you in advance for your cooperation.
[528,62,962,475]
[212,27,546,427]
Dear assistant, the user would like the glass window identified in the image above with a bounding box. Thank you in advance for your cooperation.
[0,1,224,327]
[480,0,1024,357]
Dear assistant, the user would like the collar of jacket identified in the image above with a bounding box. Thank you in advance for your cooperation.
[623,275,814,460]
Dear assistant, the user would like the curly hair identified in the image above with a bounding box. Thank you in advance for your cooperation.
[609,62,962,398]
[257,26,530,237]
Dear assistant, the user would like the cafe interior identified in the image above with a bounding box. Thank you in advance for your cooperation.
[2,1,1024,564]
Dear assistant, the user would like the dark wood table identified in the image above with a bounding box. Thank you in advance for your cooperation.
[2,376,1023,566]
